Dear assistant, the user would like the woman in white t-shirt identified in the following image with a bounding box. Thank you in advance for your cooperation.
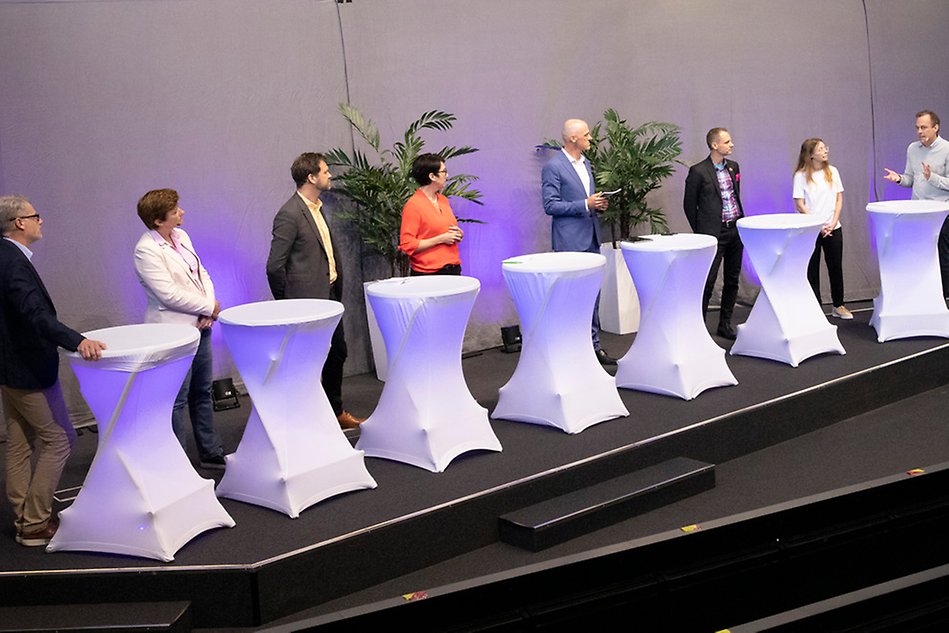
[793,138,852,319]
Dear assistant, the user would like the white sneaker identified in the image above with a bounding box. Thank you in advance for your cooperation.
[832,305,854,320]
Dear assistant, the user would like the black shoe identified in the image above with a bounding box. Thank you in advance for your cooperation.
[716,322,737,340]
[595,349,617,366]
[199,455,227,470]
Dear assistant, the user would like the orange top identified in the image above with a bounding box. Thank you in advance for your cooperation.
[399,189,462,273]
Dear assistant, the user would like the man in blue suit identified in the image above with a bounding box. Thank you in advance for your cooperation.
[542,118,615,365]
[0,195,106,546]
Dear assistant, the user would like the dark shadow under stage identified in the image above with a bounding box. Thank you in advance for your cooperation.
[1,301,948,630]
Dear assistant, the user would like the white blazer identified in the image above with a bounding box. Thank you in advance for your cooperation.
[133,229,216,327]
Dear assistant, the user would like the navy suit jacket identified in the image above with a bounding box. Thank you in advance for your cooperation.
[542,150,601,252]
[0,238,84,390]
[266,193,343,302]
[683,156,744,237]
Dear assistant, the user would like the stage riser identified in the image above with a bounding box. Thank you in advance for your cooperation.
[292,465,949,631]
[2,346,947,628]
[498,458,715,551]
[0,601,192,633]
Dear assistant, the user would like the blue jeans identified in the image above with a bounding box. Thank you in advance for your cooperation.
[172,328,223,460]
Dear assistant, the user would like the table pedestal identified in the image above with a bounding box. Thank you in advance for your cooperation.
[494,252,628,434]
[48,324,234,561]
[616,235,737,399]
[730,214,846,366]
[216,300,376,517]
[867,200,949,342]
[356,277,501,472]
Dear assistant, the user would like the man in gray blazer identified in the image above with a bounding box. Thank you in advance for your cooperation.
[266,153,362,429]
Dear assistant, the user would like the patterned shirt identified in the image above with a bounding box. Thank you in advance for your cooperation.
[715,162,740,222]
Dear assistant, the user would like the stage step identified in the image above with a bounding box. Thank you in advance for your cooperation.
[499,457,715,551]
[0,601,191,632]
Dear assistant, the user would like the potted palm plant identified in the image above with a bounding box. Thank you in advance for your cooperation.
[326,104,483,378]
[542,109,683,334]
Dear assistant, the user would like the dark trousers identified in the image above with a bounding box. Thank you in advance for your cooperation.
[322,320,347,416]
[940,216,949,299]
[321,281,347,416]
[409,263,462,276]
[808,227,844,307]
[703,223,743,324]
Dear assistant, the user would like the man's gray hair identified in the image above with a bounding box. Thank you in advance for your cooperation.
[0,194,31,235]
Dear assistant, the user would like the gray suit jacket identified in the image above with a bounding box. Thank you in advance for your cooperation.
[266,193,343,301]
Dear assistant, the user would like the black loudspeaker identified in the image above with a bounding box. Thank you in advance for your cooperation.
[212,378,241,411]
[500,325,522,353]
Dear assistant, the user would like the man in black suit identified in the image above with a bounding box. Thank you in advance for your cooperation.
[266,153,362,429]
[0,195,106,546]
[683,128,745,339]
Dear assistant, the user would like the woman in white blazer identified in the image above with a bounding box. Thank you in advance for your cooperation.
[133,189,225,469]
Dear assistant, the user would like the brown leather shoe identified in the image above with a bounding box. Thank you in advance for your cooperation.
[337,410,365,430]
[16,517,59,547]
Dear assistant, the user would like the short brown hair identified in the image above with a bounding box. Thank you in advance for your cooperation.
[916,110,941,128]
[291,152,326,188]
[706,127,728,149]
[137,189,179,229]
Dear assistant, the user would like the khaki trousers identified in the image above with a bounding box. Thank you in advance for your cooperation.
[2,382,75,533]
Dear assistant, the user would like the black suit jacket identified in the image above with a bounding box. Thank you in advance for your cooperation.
[0,238,84,390]
[266,193,343,302]
[683,156,744,237]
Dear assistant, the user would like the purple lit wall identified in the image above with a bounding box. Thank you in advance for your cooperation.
[0,1,947,420]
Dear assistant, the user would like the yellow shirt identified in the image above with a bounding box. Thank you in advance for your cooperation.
[297,192,337,284]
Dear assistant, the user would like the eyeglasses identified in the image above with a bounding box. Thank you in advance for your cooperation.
[436,170,448,176]
[15,214,41,222]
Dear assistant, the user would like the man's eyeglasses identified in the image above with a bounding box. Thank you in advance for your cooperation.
[16,214,41,222]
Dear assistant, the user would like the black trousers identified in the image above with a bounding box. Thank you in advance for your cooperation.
[703,223,743,324]
[808,227,844,307]
[321,281,347,416]
[409,263,462,276]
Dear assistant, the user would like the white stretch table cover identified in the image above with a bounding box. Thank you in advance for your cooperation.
[356,276,501,472]
[48,324,235,561]
[730,214,846,366]
[493,252,628,433]
[216,300,376,517]
[866,200,949,342]
[616,235,737,399]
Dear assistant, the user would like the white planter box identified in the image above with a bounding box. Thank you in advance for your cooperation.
[599,243,640,334]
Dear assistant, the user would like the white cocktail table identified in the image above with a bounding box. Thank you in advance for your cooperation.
[493,252,628,433]
[866,200,949,342]
[730,213,845,366]
[48,324,235,561]
[356,276,501,472]
[616,234,737,399]
[215,300,376,517]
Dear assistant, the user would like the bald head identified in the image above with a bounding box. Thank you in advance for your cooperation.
[561,119,592,158]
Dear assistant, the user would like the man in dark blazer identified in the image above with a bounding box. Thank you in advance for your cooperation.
[542,118,615,365]
[266,153,362,429]
[683,127,745,339]
[0,195,105,546]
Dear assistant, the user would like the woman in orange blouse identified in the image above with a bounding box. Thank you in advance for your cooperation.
[399,153,464,275]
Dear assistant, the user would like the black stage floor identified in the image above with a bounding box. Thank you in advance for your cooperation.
[1,301,948,629]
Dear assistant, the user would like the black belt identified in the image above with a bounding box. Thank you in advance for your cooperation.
[722,219,738,229]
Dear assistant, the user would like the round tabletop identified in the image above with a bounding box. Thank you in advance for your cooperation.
[70,323,199,368]
[621,233,717,253]
[366,275,480,299]
[219,299,343,327]
[502,251,605,273]
[737,213,825,231]
[866,200,949,214]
